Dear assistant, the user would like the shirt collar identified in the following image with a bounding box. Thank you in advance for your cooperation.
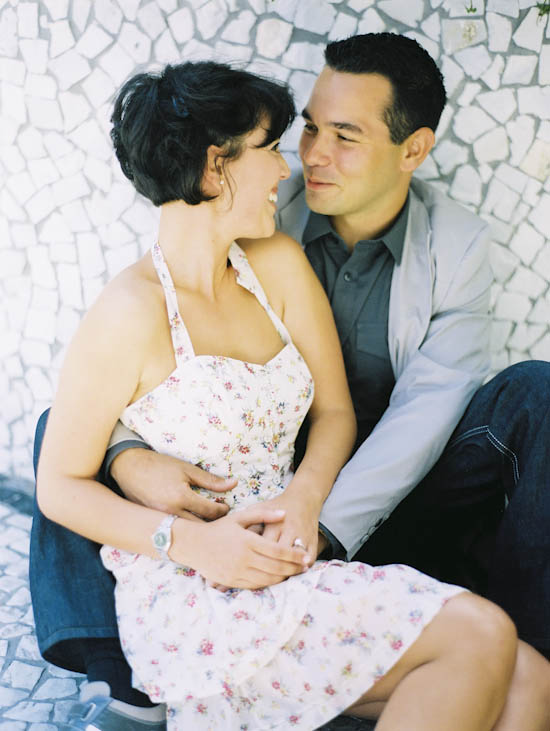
[303,195,409,264]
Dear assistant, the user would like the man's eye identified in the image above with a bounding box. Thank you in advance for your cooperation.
[337,134,354,142]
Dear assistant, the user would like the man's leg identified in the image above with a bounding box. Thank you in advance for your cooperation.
[355,361,550,657]
[29,410,162,717]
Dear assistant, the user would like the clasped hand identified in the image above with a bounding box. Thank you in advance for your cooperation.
[111,448,316,590]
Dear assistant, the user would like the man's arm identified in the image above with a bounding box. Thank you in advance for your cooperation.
[102,422,236,520]
[320,221,493,560]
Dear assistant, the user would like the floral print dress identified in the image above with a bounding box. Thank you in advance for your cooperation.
[100,241,465,730]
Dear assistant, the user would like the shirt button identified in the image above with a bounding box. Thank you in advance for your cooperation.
[343,271,352,282]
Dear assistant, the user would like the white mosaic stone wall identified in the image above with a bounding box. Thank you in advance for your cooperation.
[1,0,549,481]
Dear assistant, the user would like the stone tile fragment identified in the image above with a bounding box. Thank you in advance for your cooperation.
[453,106,496,142]
[357,8,386,34]
[528,193,550,237]
[95,0,123,34]
[118,21,151,62]
[0,58,26,85]
[501,55,537,85]
[215,40,253,62]
[506,114,535,165]
[454,44,492,79]
[282,42,325,73]
[271,0,298,23]
[512,7,544,52]
[137,2,167,40]
[491,319,513,352]
[49,19,75,57]
[49,50,91,91]
[328,12,358,41]
[450,164,482,205]
[196,0,227,39]
[494,162,528,194]
[33,677,78,700]
[222,10,256,43]
[421,11,441,40]
[17,2,39,38]
[378,0,424,26]
[294,0,336,34]
[441,18,487,53]
[3,661,43,691]
[3,701,52,722]
[520,139,550,182]
[494,291,531,321]
[76,23,113,58]
[0,6,18,57]
[256,18,292,58]
[477,88,516,123]
[518,87,550,120]
[43,0,69,21]
[531,334,550,361]
[167,6,194,44]
[473,126,509,163]
[486,0,519,17]
[440,56,464,95]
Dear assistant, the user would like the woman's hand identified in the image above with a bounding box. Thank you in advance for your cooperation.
[260,483,321,566]
[170,504,311,590]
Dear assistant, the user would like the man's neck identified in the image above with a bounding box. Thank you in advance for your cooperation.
[331,189,410,250]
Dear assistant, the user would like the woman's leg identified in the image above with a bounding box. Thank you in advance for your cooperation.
[345,593,517,730]
[494,640,550,730]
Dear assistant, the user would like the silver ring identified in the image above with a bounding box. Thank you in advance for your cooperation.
[293,538,306,549]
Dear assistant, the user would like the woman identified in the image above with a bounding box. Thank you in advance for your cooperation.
[37,62,550,730]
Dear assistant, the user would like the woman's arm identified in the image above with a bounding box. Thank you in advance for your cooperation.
[241,234,357,558]
[37,270,308,587]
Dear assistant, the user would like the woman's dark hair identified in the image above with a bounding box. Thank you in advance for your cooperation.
[111,61,296,206]
[325,33,447,144]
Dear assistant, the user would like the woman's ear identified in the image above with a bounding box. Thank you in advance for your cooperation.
[400,127,435,173]
[203,145,225,197]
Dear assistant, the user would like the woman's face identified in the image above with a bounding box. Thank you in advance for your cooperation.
[223,124,291,240]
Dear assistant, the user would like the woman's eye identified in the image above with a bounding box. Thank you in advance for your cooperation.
[337,135,354,142]
[303,124,316,134]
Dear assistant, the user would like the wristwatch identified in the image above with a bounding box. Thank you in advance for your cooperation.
[151,514,178,560]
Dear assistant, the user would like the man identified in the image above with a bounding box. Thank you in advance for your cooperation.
[30,33,550,729]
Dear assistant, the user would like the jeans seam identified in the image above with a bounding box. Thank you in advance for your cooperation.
[447,425,520,486]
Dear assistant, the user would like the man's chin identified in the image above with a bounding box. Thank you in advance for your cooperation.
[304,189,337,215]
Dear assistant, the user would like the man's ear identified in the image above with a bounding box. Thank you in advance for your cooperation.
[203,144,225,197]
[400,127,435,173]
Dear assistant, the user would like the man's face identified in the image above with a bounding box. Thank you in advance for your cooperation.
[298,67,407,222]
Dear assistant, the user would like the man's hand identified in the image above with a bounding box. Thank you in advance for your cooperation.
[173,505,311,590]
[111,448,236,520]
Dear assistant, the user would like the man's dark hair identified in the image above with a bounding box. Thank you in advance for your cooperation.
[111,61,296,206]
[324,33,447,144]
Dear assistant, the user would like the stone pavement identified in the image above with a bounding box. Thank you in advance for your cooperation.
[0,480,373,730]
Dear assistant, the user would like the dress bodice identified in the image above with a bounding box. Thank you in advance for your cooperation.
[120,241,314,510]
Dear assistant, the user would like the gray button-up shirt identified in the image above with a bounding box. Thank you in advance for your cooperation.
[303,197,409,451]
[301,198,409,559]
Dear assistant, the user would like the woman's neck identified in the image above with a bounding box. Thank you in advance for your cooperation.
[157,200,235,299]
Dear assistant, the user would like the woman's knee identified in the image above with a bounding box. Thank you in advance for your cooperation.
[442,593,517,677]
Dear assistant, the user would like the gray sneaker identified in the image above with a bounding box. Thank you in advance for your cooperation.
[61,681,167,730]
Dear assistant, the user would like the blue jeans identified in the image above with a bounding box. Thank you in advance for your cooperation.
[29,361,550,673]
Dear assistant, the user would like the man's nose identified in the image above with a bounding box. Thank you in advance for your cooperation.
[300,133,329,167]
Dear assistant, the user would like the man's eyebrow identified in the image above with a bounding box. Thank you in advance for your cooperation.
[301,108,364,135]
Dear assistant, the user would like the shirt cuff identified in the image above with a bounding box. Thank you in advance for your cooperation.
[318,522,346,561]
[100,439,153,489]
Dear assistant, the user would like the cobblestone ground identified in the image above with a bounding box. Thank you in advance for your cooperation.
[0,485,373,730]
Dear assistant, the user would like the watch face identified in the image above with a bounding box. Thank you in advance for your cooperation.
[154,533,168,548]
